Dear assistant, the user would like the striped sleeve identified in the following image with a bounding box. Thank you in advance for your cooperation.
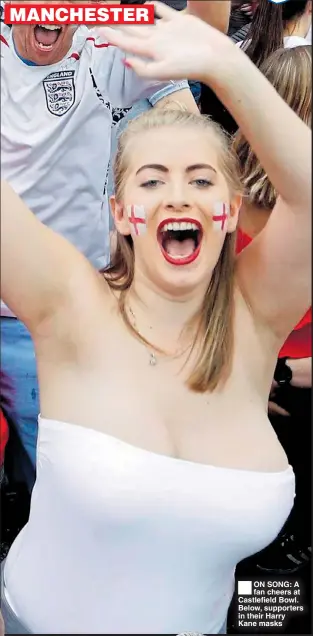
[231,23,251,44]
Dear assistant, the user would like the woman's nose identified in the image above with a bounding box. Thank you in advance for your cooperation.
[164,186,191,211]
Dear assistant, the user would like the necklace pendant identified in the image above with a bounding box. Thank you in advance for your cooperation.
[149,353,157,366]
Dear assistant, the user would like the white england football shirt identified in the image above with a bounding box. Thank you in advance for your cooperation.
[1,15,187,277]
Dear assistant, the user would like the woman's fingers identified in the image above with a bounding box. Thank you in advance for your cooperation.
[124,57,164,78]
[97,27,153,57]
[97,25,149,42]
[96,25,120,42]
[106,24,152,39]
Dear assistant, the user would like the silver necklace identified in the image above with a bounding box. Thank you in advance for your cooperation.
[128,305,191,367]
[149,352,158,366]
[128,306,158,366]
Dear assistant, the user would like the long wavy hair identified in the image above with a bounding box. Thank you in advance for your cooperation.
[103,109,243,392]
[234,45,312,209]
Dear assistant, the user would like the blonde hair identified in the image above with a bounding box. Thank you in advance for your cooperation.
[234,45,312,209]
[104,109,243,392]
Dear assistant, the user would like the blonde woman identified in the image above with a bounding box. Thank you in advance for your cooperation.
[1,4,311,634]
[234,45,312,575]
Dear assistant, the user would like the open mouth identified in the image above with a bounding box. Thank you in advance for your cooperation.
[157,218,203,266]
[33,25,63,51]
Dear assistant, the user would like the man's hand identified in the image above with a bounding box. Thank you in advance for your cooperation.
[268,400,290,418]
[268,356,312,417]
[268,381,290,417]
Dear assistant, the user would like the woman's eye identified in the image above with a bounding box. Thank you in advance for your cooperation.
[192,179,213,187]
[192,179,213,188]
[140,179,163,188]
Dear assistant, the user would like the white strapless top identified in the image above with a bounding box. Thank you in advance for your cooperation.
[4,416,295,634]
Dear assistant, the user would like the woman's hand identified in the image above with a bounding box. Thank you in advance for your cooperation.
[97,1,234,82]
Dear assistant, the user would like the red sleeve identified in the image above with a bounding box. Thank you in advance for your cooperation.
[236,228,252,254]
[0,409,9,466]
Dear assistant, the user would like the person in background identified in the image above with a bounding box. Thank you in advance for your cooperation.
[201,0,311,138]
[228,1,256,38]
[240,0,312,64]
[234,45,311,573]
[0,0,199,492]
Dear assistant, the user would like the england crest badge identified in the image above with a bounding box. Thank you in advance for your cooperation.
[43,70,75,117]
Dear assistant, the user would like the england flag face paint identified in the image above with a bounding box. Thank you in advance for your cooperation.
[126,204,147,237]
[212,202,230,232]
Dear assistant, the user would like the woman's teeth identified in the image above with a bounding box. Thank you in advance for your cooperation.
[161,221,199,232]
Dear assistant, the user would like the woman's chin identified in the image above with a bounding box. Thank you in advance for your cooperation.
[153,263,209,297]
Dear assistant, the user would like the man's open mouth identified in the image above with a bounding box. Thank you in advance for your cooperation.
[157,218,203,266]
[34,25,62,51]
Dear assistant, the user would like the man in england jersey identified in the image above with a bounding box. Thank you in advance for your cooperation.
[0,0,201,489]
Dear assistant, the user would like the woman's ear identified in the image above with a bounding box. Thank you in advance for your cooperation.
[227,194,242,234]
[110,196,131,236]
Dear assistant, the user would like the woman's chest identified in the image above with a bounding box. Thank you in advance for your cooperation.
[43,337,287,473]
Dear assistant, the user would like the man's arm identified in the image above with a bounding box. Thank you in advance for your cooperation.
[183,1,231,33]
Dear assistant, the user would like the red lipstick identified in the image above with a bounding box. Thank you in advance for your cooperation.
[157,217,203,267]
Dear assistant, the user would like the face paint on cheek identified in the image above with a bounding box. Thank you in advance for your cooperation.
[126,204,147,237]
[212,202,230,232]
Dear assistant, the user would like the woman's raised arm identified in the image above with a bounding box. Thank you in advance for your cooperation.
[100,3,311,342]
[206,45,311,341]
[1,181,97,334]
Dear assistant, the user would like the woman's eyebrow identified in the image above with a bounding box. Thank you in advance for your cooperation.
[136,164,168,175]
